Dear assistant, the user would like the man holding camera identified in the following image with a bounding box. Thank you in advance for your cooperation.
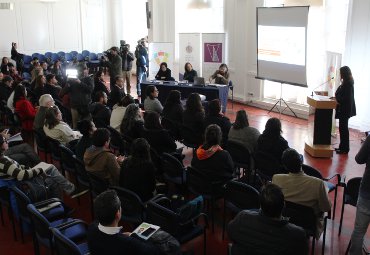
[120,42,134,95]
[135,38,149,97]
[103,47,123,91]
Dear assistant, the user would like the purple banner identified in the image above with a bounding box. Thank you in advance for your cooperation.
[204,43,222,63]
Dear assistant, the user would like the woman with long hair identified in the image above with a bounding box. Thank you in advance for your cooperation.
[155,62,172,81]
[257,117,289,163]
[183,93,205,144]
[228,110,261,153]
[13,84,36,131]
[110,95,135,132]
[43,106,81,145]
[142,111,177,154]
[209,63,230,85]
[162,90,183,124]
[183,62,198,83]
[334,66,356,154]
[119,138,156,201]
[33,74,46,102]
[119,103,144,139]
[191,124,234,184]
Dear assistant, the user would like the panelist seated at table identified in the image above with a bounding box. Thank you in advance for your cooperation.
[155,62,174,81]
[183,62,198,83]
[209,63,230,85]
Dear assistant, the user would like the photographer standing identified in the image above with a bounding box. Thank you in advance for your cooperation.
[120,42,134,95]
[135,38,149,97]
[103,47,122,91]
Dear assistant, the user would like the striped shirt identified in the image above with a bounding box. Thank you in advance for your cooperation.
[0,156,43,181]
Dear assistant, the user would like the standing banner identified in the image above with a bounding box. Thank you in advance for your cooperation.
[326,51,342,136]
[201,33,226,81]
[179,33,201,80]
[148,42,174,80]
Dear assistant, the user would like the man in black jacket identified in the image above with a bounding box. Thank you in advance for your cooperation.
[60,75,94,129]
[44,74,61,101]
[87,190,162,255]
[120,43,134,95]
[228,183,308,255]
[0,76,13,103]
[109,76,126,108]
[103,47,122,91]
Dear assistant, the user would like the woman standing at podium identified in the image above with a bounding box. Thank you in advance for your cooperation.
[334,66,356,154]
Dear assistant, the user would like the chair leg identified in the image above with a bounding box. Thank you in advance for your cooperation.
[345,240,351,255]
[322,217,327,255]
[203,227,207,255]
[20,218,25,243]
[311,237,315,255]
[8,207,17,241]
[338,192,346,236]
[211,198,215,233]
[333,187,338,220]
[222,203,226,240]
[0,203,4,226]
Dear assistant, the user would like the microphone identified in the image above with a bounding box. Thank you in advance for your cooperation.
[311,77,334,96]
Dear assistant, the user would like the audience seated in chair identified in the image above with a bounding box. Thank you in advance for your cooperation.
[228,109,260,154]
[227,183,308,255]
[87,190,162,255]
[89,91,111,128]
[162,90,184,125]
[204,99,231,147]
[183,93,205,145]
[110,95,134,132]
[142,112,177,155]
[0,76,14,103]
[75,119,96,161]
[8,63,23,84]
[43,106,81,146]
[33,94,55,131]
[257,117,289,163]
[191,124,234,184]
[32,74,46,104]
[93,70,110,99]
[84,128,123,186]
[0,134,76,200]
[272,148,331,239]
[120,103,144,139]
[144,85,163,114]
[13,84,36,132]
[119,138,156,202]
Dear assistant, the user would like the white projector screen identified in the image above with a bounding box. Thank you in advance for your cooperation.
[256,6,309,87]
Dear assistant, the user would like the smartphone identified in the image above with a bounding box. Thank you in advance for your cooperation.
[141,227,156,237]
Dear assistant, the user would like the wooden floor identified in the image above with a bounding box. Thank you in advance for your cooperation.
[0,97,368,254]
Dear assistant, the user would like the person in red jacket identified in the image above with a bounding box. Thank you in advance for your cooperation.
[14,84,36,131]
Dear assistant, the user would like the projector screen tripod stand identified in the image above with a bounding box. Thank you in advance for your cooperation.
[267,82,297,118]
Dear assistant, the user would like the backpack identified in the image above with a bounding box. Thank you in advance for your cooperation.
[149,229,181,255]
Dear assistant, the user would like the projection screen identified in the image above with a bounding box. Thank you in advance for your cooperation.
[256,6,309,87]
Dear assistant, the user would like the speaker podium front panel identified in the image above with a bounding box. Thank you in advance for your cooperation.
[305,95,337,157]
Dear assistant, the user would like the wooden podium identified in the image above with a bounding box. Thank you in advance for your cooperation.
[304,94,337,157]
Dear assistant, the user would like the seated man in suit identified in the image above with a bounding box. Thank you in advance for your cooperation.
[87,190,162,255]
[228,183,308,255]
[272,148,331,239]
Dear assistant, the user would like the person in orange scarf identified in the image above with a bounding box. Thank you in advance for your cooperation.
[191,124,234,185]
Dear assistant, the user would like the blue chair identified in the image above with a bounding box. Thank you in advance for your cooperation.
[57,51,65,57]
[161,152,186,187]
[44,52,53,59]
[146,196,208,255]
[22,72,32,81]
[32,53,41,59]
[65,53,73,62]
[11,185,67,243]
[22,55,33,71]
[88,52,100,72]
[76,54,84,62]
[38,54,46,62]
[81,50,90,58]
[51,221,89,255]
[27,204,87,255]
[70,51,78,57]
[51,53,60,64]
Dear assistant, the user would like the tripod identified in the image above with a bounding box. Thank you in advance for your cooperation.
[267,83,297,118]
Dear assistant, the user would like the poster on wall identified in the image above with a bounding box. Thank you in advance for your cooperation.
[148,42,174,80]
[179,33,201,80]
[202,33,226,81]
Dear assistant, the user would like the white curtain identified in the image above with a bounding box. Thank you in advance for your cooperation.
[343,0,370,131]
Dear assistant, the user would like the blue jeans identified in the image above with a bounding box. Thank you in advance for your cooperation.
[349,195,370,254]
[136,66,147,95]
